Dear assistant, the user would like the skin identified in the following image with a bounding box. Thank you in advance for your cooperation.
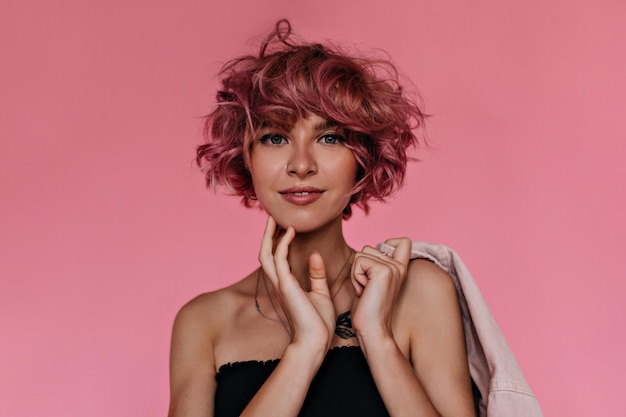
[249,115,359,236]
[168,115,476,417]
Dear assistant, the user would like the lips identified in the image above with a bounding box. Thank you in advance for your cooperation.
[279,187,324,205]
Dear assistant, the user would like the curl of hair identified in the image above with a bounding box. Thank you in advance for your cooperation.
[197,19,426,218]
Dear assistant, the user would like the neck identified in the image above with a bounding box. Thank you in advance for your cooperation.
[284,216,352,290]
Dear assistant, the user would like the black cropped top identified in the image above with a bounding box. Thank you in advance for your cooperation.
[214,346,390,417]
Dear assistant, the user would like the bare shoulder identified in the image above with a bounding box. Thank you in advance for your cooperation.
[172,276,254,342]
[394,258,463,346]
[168,275,255,417]
[174,291,219,328]
[395,260,475,416]
[401,258,458,309]
[170,274,256,369]
[392,258,461,351]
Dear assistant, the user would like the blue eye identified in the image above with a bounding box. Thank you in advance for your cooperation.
[260,134,287,145]
[319,134,345,144]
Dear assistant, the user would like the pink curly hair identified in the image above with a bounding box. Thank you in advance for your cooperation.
[197,20,425,218]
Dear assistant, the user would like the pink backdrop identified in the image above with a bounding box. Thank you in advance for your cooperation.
[2,0,625,415]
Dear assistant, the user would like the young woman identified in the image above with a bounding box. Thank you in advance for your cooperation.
[168,20,476,417]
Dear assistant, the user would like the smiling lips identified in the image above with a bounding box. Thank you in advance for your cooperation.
[279,187,324,205]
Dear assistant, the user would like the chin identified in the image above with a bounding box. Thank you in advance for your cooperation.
[270,211,343,234]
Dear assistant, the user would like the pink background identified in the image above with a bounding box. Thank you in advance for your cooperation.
[1,0,625,415]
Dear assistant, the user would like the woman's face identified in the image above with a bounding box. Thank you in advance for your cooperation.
[249,114,358,233]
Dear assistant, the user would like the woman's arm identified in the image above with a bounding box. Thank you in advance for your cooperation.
[167,289,325,417]
[168,296,217,417]
[238,343,326,416]
[239,218,336,416]
[353,241,475,417]
[169,218,336,417]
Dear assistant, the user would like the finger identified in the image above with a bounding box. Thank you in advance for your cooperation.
[360,246,404,277]
[273,226,296,282]
[259,216,276,260]
[353,249,403,286]
[350,271,368,297]
[351,276,365,297]
[308,252,330,296]
[350,256,369,297]
[351,253,378,286]
[385,237,412,266]
[361,245,393,262]
[259,216,278,282]
[272,222,287,252]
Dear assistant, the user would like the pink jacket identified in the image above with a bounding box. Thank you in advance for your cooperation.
[378,241,544,417]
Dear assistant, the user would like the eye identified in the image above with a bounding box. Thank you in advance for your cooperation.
[259,133,288,145]
[319,134,345,145]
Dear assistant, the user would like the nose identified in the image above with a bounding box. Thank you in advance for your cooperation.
[286,143,317,177]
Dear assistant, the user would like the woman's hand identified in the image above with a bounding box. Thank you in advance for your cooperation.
[350,238,412,344]
[258,216,336,354]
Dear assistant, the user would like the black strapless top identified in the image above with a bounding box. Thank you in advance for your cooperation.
[215,346,390,417]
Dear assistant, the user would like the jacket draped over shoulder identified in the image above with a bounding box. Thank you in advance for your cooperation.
[377,241,544,417]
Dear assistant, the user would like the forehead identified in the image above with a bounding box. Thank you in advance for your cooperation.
[258,113,338,132]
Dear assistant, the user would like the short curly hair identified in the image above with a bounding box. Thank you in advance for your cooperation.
[197,20,425,218]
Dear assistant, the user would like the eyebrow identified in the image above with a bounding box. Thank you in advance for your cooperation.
[258,119,339,131]
[258,120,288,129]
[313,120,339,131]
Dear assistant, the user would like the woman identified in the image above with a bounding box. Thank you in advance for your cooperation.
[169,20,476,417]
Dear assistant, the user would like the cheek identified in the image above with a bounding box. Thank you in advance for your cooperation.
[250,147,286,169]
[249,166,282,204]
[339,155,359,186]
